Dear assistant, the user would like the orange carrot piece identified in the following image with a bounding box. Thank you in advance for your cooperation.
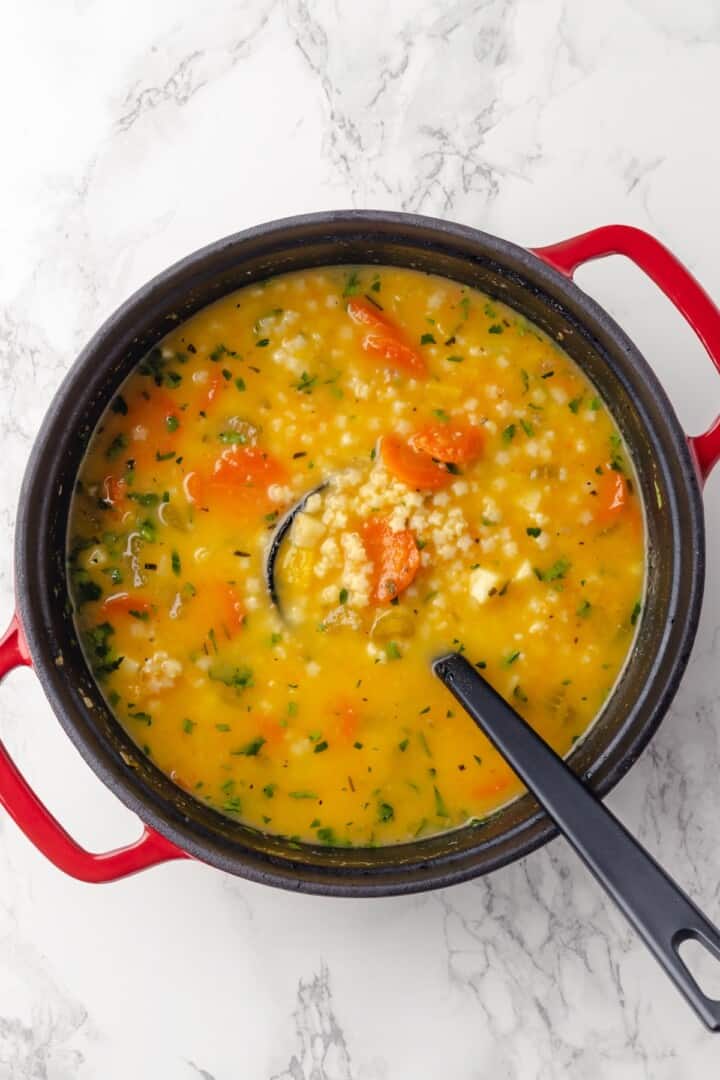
[409,423,485,464]
[223,585,246,635]
[595,470,629,524]
[203,371,227,410]
[328,698,360,742]
[362,517,421,604]
[260,717,287,746]
[347,298,427,377]
[362,334,427,377]
[381,433,452,491]
[102,475,127,508]
[101,592,151,617]
[198,447,288,511]
[346,297,394,331]
[471,764,515,800]
[123,388,181,467]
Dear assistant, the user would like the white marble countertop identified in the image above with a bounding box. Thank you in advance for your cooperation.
[1,1,719,1076]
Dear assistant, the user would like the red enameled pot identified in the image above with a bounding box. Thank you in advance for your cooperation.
[0,214,718,895]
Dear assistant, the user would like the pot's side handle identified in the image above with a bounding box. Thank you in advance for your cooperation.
[531,224,720,484]
[0,615,189,882]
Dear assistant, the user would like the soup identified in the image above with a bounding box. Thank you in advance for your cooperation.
[67,266,644,846]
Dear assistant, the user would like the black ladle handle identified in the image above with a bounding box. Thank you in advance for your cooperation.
[434,651,720,1031]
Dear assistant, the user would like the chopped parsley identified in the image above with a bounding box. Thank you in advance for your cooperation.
[343,270,361,297]
[294,371,317,394]
[536,558,571,583]
[232,735,266,757]
[106,433,128,460]
[208,664,254,691]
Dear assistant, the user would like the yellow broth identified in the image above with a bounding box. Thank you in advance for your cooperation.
[67,266,645,846]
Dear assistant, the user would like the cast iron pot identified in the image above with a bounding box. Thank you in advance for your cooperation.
[1,213,718,895]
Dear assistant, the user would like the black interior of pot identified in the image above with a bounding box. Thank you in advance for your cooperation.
[15,213,705,895]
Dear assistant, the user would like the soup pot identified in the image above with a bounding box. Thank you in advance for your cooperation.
[1,213,718,895]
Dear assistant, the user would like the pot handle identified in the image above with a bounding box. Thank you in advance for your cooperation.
[531,224,720,484]
[0,614,189,882]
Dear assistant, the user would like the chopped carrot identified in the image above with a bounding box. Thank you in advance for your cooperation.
[102,475,127,508]
[471,764,515,800]
[130,389,180,433]
[381,433,452,491]
[101,592,151,617]
[203,371,227,410]
[409,423,485,464]
[260,717,287,746]
[595,470,629,524]
[362,334,427,377]
[347,298,427,377]
[328,698,360,742]
[362,517,421,604]
[182,581,246,640]
[346,298,394,332]
[223,585,246,635]
[121,389,181,468]
[197,447,288,512]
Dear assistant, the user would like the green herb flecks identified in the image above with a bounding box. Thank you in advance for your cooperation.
[106,433,128,460]
[343,270,361,297]
[208,664,254,692]
[232,735,266,757]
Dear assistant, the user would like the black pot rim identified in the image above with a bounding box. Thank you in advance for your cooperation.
[13,210,706,896]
